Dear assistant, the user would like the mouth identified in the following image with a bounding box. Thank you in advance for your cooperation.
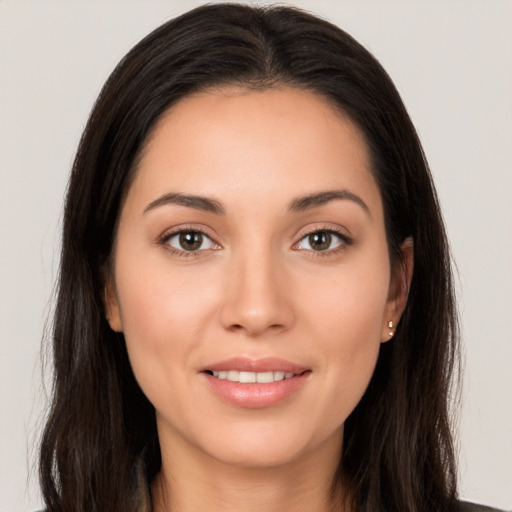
[204,370,304,383]
[200,358,311,408]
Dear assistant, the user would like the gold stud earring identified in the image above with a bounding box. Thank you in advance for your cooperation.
[388,320,394,337]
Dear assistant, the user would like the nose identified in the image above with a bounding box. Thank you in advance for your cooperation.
[219,248,295,337]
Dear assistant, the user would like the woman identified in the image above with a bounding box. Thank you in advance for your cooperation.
[38,4,503,511]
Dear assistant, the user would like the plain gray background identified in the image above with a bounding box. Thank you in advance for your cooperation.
[1,1,511,511]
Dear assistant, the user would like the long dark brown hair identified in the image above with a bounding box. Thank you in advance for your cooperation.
[40,4,460,511]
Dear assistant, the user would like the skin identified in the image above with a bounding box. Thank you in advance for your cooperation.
[105,87,413,512]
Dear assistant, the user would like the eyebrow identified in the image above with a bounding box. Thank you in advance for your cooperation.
[288,189,370,216]
[143,189,370,217]
[144,192,225,215]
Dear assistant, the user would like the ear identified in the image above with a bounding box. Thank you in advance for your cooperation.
[104,276,123,333]
[382,237,414,342]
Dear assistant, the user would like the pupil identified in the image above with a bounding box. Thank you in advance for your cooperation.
[180,232,202,251]
[309,232,331,251]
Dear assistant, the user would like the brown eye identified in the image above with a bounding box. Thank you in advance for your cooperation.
[296,230,347,252]
[165,230,217,252]
[308,232,332,251]
[179,232,203,251]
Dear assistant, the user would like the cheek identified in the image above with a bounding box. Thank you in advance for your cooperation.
[117,245,219,329]
[299,251,391,343]
[113,253,220,391]
[294,256,389,422]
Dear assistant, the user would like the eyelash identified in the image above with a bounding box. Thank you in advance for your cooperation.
[158,226,217,258]
[294,226,353,256]
[158,226,353,258]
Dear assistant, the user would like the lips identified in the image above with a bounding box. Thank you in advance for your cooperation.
[200,357,311,408]
[208,370,296,383]
[201,356,308,374]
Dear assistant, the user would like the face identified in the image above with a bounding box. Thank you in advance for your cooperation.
[105,87,411,472]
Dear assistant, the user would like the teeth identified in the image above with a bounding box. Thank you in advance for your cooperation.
[239,371,256,383]
[227,370,238,381]
[211,370,297,383]
[256,372,274,383]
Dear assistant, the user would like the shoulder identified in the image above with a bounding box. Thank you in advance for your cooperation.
[457,501,508,512]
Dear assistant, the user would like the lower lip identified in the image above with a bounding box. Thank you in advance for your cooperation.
[202,372,311,408]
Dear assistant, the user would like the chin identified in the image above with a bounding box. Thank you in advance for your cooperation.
[208,443,308,469]
[192,418,343,469]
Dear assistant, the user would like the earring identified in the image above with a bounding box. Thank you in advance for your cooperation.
[388,320,394,337]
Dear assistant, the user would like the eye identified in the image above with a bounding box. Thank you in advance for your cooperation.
[164,230,218,253]
[296,230,348,252]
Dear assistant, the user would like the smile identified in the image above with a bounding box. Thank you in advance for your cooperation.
[207,370,296,383]
[201,358,311,408]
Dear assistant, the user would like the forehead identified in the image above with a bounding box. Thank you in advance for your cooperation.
[126,86,382,216]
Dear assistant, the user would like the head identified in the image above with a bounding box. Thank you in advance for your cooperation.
[40,4,459,512]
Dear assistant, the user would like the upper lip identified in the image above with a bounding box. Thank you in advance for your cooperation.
[200,357,309,374]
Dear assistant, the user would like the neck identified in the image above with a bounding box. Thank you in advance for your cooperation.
[151,431,348,512]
